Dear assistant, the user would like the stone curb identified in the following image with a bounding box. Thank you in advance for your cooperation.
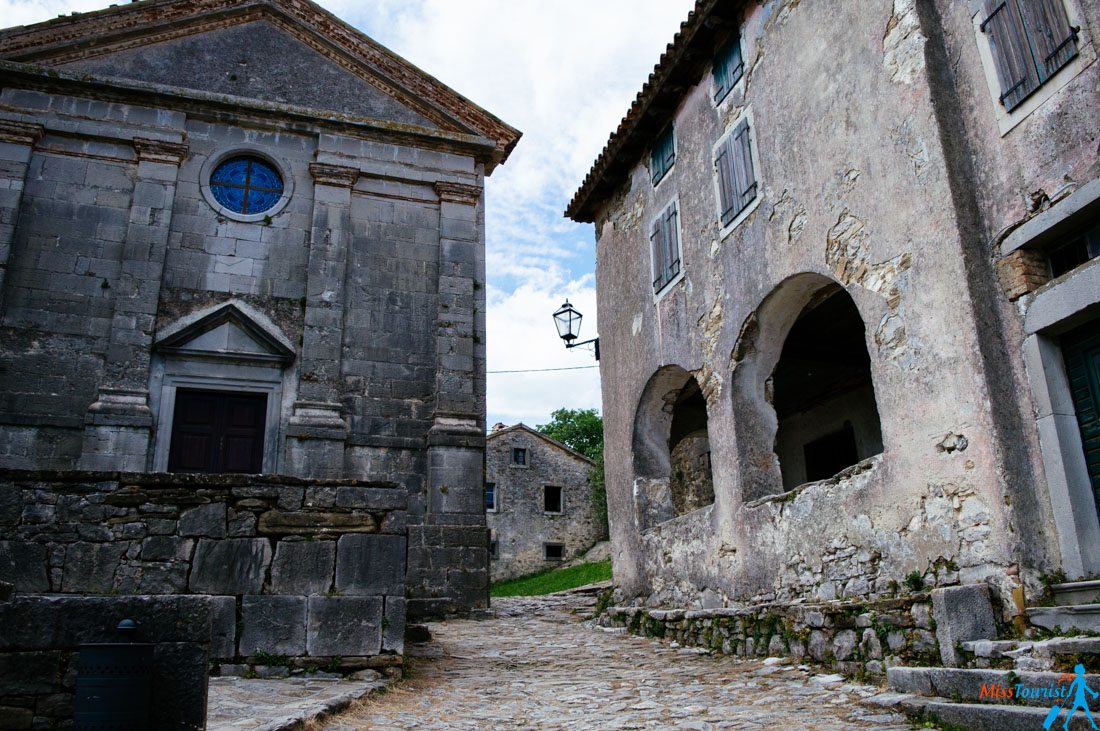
[208,676,393,731]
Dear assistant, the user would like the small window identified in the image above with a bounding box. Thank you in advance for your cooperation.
[713,35,744,103]
[484,482,497,512]
[544,543,565,561]
[714,118,758,229]
[544,485,563,513]
[511,448,527,466]
[209,156,284,215]
[650,124,676,186]
[980,0,1078,112]
[1048,221,1100,278]
[650,200,681,295]
[489,540,498,560]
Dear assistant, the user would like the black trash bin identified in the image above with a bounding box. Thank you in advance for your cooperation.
[74,619,153,731]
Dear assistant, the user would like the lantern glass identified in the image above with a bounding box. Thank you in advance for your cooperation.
[553,300,582,342]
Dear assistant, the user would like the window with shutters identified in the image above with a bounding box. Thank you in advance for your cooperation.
[713,116,759,233]
[713,34,744,104]
[980,0,1079,112]
[649,200,682,296]
[650,124,676,186]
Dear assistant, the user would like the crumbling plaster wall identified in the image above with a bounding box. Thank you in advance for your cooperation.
[595,0,1047,610]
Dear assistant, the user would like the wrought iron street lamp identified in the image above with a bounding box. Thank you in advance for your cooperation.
[552,300,600,361]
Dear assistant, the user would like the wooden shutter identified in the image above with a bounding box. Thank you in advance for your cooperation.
[981,0,1041,110]
[664,203,680,283]
[713,36,744,103]
[732,119,757,216]
[651,215,668,291]
[651,126,676,186]
[715,120,757,227]
[715,136,737,226]
[1017,0,1078,80]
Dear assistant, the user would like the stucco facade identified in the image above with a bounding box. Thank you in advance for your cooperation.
[0,0,519,618]
[485,424,602,582]
[567,0,1100,612]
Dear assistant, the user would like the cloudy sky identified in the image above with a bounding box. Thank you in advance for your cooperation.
[4,0,697,429]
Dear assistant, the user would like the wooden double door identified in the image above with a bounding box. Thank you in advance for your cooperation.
[1063,320,1100,516]
[167,388,267,474]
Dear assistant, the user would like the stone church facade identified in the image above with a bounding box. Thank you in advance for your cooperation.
[0,0,519,619]
[568,0,1099,612]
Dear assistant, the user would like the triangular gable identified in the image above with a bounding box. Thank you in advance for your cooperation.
[0,0,520,166]
[488,423,596,465]
[155,302,295,365]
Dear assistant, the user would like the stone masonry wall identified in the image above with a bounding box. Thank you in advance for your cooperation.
[0,470,407,663]
[601,592,943,679]
[486,427,602,582]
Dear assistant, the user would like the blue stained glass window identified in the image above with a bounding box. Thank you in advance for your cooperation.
[210,156,284,215]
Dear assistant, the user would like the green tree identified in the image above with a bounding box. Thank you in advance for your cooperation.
[537,408,607,538]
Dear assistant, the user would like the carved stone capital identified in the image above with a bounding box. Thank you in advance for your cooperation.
[433,181,482,205]
[0,120,45,146]
[309,162,359,187]
[133,138,189,165]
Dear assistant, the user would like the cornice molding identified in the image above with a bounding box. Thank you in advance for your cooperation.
[434,181,482,205]
[309,162,359,187]
[0,119,44,146]
[133,137,189,165]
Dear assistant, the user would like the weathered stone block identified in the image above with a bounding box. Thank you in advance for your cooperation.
[382,597,406,654]
[188,538,271,595]
[335,534,405,596]
[0,542,48,592]
[270,540,335,595]
[179,503,226,538]
[0,487,19,526]
[0,651,59,694]
[140,536,193,561]
[932,584,997,667]
[61,542,126,593]
[209,595,236,659]
[239,596,307,657]
[306,596,382,657]
[257,510,377,536]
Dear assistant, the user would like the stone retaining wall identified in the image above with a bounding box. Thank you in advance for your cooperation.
[0,594,215,730]
[600,593,942,677]
[0,470,407,663]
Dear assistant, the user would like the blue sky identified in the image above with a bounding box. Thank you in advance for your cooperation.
[3,0,697,428]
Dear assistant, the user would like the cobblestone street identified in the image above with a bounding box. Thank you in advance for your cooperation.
[325,592,913,730]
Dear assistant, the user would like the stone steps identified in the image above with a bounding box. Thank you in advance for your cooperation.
[889,666,1100,708]
[962,636,1100,671]
[1052,581,1100,606]
[898,697,1100,731]
[1029,603,1100,634]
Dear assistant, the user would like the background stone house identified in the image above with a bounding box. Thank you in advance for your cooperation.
[0,0,518,636]
[566,0,1099,613]
[485,423,602,582]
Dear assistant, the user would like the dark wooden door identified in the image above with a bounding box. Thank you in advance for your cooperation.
[1063,320,1100,516]
[167,389,267,473]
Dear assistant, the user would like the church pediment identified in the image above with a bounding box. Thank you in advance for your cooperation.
[155,302,295,365]
[0,0,520,163]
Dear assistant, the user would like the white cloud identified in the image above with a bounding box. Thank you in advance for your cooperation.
[0,0,697,427]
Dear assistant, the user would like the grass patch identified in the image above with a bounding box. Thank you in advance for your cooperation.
[490,560,612,598]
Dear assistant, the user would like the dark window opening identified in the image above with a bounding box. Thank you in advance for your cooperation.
[485,482,497,511]
[489,540,498,560]
[713,34,744,103]
[668,379,714,516]
[651,124,676,186]
[1048,221,1100,278]
[544,543,565,561]
[981,0,1078,111]
[167,388,267,474]
[544,485,563,513]
[512,448,527,466]
[772,288,884,490]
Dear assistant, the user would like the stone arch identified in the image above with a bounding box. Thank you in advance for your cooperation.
[731,273,884,500]
[631,365,714,530]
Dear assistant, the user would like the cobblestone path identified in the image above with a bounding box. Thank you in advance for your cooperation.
[325,592,912,730]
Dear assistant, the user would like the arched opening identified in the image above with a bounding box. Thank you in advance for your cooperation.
[771,286,883,489]
[632,367,714,530]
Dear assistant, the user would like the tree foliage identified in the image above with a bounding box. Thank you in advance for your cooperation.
[537,408,608,538]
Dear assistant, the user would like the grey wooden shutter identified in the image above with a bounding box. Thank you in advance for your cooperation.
[665,203,680,282]
[1017,0,1078,80]
[715,136,737,226]
[733,119,757,215]
[981,0,1041,110]
[651,215,667,292]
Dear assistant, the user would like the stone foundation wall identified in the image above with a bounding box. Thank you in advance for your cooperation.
[0,594,215,731]
[0,470,407,662]
[600,593,943,678]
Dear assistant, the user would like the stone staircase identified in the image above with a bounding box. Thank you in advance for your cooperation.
[885,582,1100,730]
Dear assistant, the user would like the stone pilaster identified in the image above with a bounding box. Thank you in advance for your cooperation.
[80,138,188,471]
[284,162,359,478]
[0,120,44,301]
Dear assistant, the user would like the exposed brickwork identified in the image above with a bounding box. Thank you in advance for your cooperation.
[996,248,1051,301]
